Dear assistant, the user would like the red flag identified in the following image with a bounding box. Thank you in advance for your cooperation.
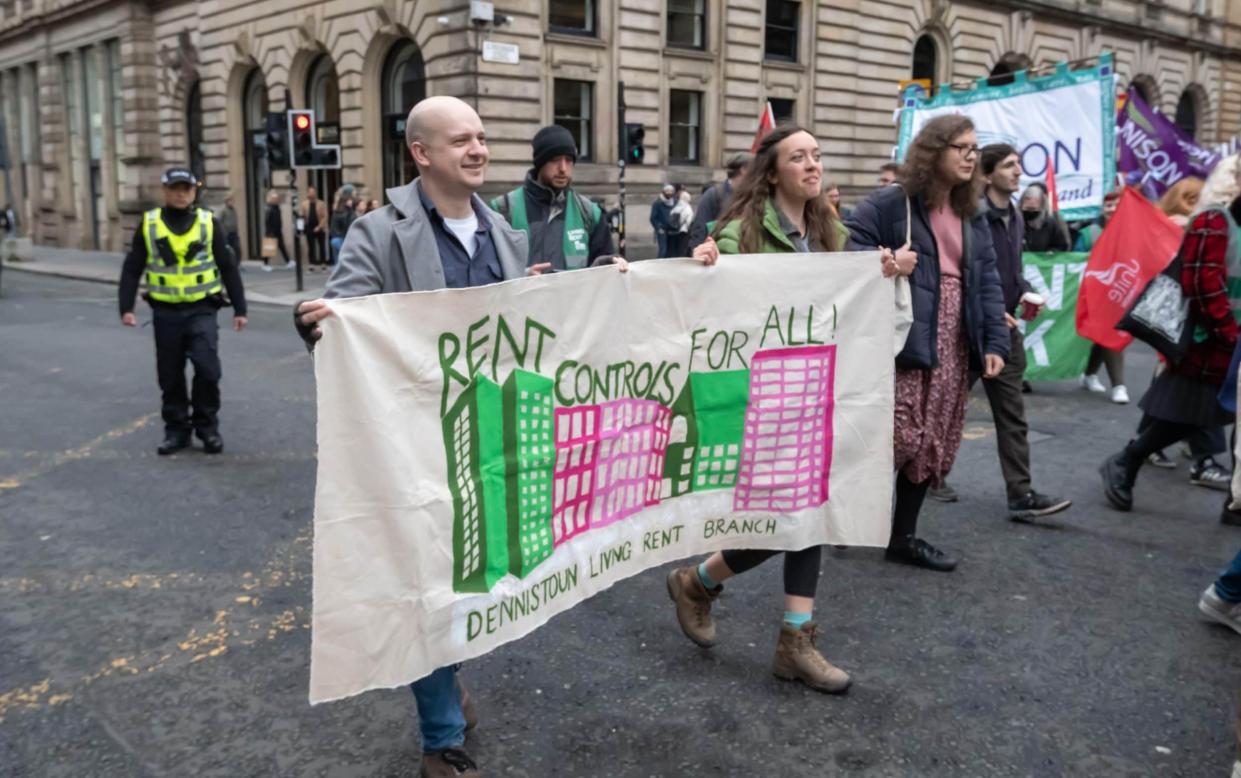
[1046,159,1059,213]
[1075,187,1183,350]
[750,102,775,153]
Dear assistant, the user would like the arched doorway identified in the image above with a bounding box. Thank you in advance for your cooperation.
[988,53,1033,87]
[303,55,341,242]
[186,80,205,188]
[1129,76,1158,108]
[381,40,426,193]
[1175,89,1199,140]
[241,69,269,260]
[912,34,938,93]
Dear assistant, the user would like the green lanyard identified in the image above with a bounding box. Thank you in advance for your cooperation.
[506,187,590,269]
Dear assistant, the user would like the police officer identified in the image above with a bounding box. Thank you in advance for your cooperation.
[490,124,619,272]
[119,167,247,455]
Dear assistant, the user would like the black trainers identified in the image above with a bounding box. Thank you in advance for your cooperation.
[885,535,958,572]
[157,434,191,456]
[1008,490,1072,522]
[928,483,959,503]
[1190,457,1231,492]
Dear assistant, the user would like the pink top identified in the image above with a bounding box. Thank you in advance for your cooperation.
[929,204,963,279]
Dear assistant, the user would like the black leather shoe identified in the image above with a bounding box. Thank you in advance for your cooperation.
[885,536,958,572]
[157,435,191,456]
[199,432,224,455]
[1008,490,1072,522]
[1100,453,1136,511]
[1222,501,1241,527]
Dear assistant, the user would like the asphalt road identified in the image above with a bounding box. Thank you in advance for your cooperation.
[1,272,1239,777]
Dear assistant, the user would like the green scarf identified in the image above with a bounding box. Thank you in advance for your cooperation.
[501,187,594,270]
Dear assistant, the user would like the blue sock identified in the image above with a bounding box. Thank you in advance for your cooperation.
[696,562,718,590]
[783,611,812,630]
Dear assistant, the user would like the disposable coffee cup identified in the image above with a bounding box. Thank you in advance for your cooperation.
[1021,292,1045,307]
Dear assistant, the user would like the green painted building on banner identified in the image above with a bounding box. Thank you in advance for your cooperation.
[662,370,750,498]
[444,369,557,593]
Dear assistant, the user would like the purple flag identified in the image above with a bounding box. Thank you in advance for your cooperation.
[1116,89,1220,198]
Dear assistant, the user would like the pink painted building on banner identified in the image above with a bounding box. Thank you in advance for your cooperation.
[551,405,601,547]
[733,345,837,513]
[590,399,673,528]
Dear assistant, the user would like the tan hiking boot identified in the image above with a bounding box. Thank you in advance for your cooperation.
[420,747,481,777]
[772,621,851,694]
[666,565,721,647]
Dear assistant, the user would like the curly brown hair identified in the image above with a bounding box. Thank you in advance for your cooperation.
[901,115,981,218]
[711,124,841,253]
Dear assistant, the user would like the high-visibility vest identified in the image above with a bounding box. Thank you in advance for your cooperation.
[141,207,221,304]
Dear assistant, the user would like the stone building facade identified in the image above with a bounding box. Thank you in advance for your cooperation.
[1,0,1240,258]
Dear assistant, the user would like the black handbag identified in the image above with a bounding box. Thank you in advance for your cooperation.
[1117,256,1194,363]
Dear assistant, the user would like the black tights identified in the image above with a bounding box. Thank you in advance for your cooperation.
[720,546,822,598]
[891,470,931,544]
[1124,418,1202,464]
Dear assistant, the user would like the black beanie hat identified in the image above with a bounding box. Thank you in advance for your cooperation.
[532,125,578,171]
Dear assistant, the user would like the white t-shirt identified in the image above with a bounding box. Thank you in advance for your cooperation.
[443,213,479,257]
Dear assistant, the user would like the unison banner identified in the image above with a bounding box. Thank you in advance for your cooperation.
[896,56,1116,221]
[1019,252,1092,382]
[310,255,899,703]
[1117,88,1222,199]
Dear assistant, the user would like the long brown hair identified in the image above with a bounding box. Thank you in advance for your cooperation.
[901,115,981,218]
[711,124,840,253]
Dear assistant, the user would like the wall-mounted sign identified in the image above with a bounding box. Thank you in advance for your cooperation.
[482,41,519,65]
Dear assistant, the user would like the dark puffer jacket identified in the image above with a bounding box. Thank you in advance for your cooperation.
[846,184,1009,371]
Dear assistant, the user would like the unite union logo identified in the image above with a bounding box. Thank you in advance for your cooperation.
[1085,258,1143,307]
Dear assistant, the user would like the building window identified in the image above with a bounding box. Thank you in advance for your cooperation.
[105,40,123,192]
[186,81,205,187]
[669,89,702,164]
[668,0,706,49]
[1175,89,1198,139]
[81,47,104,248]
[553,79,593,162]
[382,40,426,192]
[770,98,795,124]
[305,54,341,213]
[242,68,269,260]
[21,64,39,166]
[765,0,799,63]
[59,54,78,206]
[549,0,595,36]
[912,34,937,89]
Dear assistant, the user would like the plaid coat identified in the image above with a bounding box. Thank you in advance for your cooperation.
[1176,209,1239,383]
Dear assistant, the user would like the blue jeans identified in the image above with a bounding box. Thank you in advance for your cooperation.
[655,229,667,259]
[1216,547,1241,603]
[410,665,466,753]
[330,235,343,264]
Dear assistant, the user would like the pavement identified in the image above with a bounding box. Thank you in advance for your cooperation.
[1,271,1240,777]
[1,245,329,308]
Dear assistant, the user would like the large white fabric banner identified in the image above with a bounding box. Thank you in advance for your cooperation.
[896,57,1117,222]
[310,254,897,703]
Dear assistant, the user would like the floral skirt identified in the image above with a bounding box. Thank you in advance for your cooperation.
[893,276,969,487]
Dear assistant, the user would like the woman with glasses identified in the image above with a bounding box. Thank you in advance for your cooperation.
[846,114,1009,572]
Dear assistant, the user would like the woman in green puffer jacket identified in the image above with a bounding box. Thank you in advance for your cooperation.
[668,124,913,696]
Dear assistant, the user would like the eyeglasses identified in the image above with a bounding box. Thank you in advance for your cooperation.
[947,143,981,159]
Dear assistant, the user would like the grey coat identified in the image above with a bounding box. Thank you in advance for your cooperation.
[324,178,530,299]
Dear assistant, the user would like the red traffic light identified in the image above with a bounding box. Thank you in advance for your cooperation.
[294,114,311,131]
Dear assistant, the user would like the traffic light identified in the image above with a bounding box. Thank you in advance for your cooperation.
[265,112,290,170]
[624,123,645,165]
[288,109,340,170]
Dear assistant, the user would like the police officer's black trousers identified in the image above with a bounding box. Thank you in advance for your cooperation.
[152,305,221,438]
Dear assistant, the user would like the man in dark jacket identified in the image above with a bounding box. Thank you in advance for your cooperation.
[490,125,616,270]
[650,184,676,258]
[689,153,751,250]
[942,144,1071,521]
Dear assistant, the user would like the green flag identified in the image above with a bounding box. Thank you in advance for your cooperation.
[1020,252,1093,382]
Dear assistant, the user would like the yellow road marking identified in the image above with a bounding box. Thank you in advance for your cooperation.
[0,413,158,491]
